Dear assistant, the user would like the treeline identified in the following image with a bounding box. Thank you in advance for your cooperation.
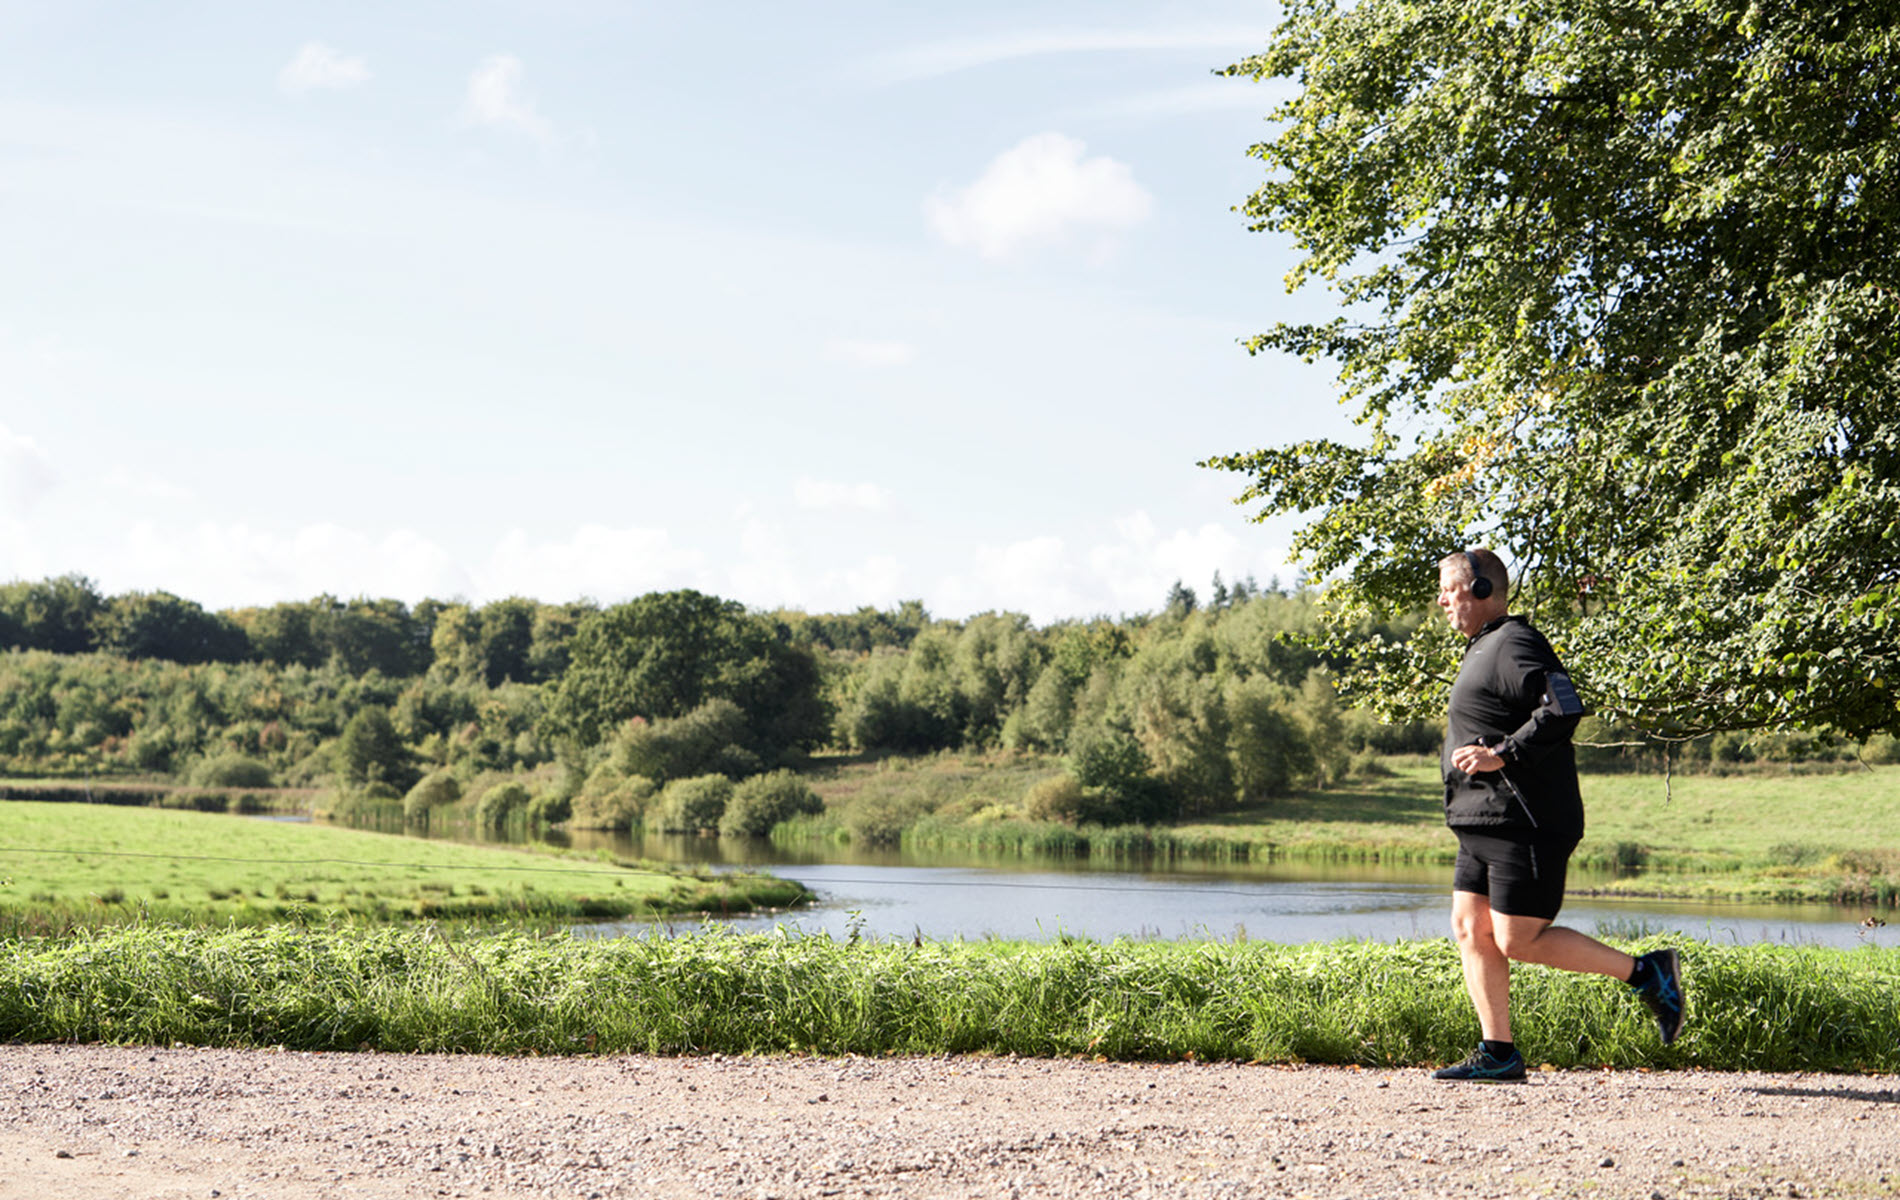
[0,573,1437,823]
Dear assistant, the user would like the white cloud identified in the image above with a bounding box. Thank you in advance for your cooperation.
[115,521,472,605]
[0,423,57,513]
[726,513,908,613]
[277,42,370,94]
[793,477,893,513]
[462,55,553,142]
[926,133,1153,261]
[933,513,1293,622]
[481,525,707,601]
[823,338,915,369]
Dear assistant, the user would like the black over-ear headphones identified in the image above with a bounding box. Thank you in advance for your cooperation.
[1464,550,1493,599]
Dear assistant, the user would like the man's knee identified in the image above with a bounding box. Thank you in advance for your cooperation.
[1449,909,1494,952]
[1493,919,1553,961]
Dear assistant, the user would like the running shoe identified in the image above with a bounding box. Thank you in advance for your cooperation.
[1431,1045,1526,1081]
[1633,947,1686,1044]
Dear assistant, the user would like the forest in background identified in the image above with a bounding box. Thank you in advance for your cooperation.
[0,573,1887,835]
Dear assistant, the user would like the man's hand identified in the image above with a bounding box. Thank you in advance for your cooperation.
[1450,743,1505,775]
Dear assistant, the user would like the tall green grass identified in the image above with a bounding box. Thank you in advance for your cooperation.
[3,925,1893,1072]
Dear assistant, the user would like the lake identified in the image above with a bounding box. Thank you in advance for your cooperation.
[530,828,1894,949]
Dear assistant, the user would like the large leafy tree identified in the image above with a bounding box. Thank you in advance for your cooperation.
[1208,0,1900,741]
[93,591,251,664]
[544,590,830,763]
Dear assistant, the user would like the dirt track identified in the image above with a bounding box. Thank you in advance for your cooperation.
[3,1045,1897,1199]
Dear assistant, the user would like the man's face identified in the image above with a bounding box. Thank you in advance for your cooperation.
[1437,567,1489,638]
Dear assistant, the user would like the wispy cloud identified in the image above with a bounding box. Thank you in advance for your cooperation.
[462,55,553,142]
[793,478,893,513]
[277,42,371,94]
[858,27,1266,86]
[1062,79,1285,122]
[824,338,915,369]
[925,133,1153,261]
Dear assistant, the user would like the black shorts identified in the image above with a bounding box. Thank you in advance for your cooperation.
[1451,829,1580,921]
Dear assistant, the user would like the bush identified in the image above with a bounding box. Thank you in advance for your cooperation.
[718,769,823,838]
[567,764,658,831]
[188,752,275,789]
[476,780,530,828]
[614,699,761,784]
[657,773,734,834]
[1861,734,1900,765]
[402,770,462,823]
[1022,774,1090,824]
[1065,727,1174,823]
[527,785,572,826]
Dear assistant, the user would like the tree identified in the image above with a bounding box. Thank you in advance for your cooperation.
[543,590,829,760]
[336,706,415,790]
[310,596,429,678]
[0,574,104,653]
[1208,0,1900,741]
[94,591,251,664]
[227,602,321,668]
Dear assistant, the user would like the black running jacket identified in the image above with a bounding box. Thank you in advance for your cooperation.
[1441,614,1587,837]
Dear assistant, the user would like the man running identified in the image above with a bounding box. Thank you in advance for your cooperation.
[1432,548,1684,1081]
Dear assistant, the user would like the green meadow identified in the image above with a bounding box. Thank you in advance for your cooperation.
[0,800,806,934]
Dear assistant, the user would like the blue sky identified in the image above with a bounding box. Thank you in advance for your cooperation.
[0,1,1349,623]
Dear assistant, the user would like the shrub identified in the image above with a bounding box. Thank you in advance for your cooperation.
[188,752,275,789]
[1023,774,1089,824]
[567,764,658,831]
[527,785,572,826]
[402,770,462,823]
[718,769,823,838]
[841,790,931,846]
[476,780,530,828]
[614,699,761,784]
[1861,734,1900,765]
[657,773,733,834]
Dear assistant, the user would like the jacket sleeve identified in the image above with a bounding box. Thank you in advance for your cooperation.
[1493,641,1587,766]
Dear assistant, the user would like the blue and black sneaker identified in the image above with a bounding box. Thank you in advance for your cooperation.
[1632,947,1686,1044]
[1431,1044,1526,1081]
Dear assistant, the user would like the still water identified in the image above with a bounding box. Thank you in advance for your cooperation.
[542,829,1892,950]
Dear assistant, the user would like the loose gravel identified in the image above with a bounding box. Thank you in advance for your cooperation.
[3,1045,1897,1199]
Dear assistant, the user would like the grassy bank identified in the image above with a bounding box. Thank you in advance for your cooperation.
[0,801,806,934]
[2,924,1894,1072]
[0,776,314,814]
[792,755,1900,908]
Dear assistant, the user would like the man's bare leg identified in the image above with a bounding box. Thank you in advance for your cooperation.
[1449,890,1513,1042]
[1492,914,1635,980]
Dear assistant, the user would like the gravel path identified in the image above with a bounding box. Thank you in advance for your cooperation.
[3,1045,1896,1199]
